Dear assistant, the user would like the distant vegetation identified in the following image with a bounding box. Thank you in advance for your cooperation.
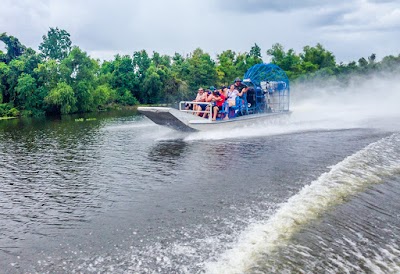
[1,28,399,118]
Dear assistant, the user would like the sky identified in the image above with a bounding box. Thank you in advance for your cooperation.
[1,0,400,63]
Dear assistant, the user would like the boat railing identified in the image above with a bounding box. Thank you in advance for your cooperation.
[179,101,213,121]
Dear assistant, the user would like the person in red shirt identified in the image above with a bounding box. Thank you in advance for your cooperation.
[212,90,226,121]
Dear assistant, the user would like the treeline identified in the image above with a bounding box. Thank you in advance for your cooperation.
[1,28,400,117]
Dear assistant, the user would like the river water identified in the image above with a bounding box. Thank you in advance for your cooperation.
[1,77,400,273]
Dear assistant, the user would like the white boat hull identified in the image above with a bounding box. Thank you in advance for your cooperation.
[138,107,291,132]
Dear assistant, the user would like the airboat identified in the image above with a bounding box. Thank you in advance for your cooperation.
[138,63,291,132]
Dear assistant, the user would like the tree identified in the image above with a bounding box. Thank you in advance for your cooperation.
[217,50,237,85]
[0,33,26,63]
[60,46,97,112]
[39,27,72,61]
[301,43,336,69]
[152,51,171,68]
[0,62,10,103]
[132,50,151,100]
[45,82,77,114]
[34,59,60,91]
[267,43,304,78]
[186,48,217,90]
[246,43,263,67]
[6,59,25,103]
[92,84,115,108]
[142,65,163,104]
[110,54,138,102]
[15,73,37,110]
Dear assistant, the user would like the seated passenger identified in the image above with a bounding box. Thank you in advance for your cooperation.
[202,86,216,119]
[227,84,239,107]
[211,90,226,121]
[220,86,228,98]
[193,87,207,116]
[186,87,206,114]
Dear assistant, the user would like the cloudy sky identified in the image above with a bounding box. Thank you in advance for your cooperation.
[1,0,399,63]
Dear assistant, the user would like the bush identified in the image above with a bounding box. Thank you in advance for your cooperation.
[0,103,12,117]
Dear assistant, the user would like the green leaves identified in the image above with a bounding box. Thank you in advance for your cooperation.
[45,82,77,114]
[39,27,72,61]
[0,33,26,63]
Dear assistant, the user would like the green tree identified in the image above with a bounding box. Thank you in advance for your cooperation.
[6,59,25,103]
[267,43,304,78]
[142,65,163,104]
[60,46,97,112]
[186,48,217,90]
[132,50,151,100]
[152,51,171,68]
[110,54,138,103]
[15,73,37,110]
[217,50,237,85]
[0,62,10,103]
[45,82,77,114]
[34,59,60,91]
[246,43,263,67]
[0,33,26,63]
[379,54,400,72]
[92,84,115,108]
[39,27,72,61]
[301,43,336,70]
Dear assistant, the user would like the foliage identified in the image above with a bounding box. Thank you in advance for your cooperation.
[0,33,26,63]
[1,28,400,118]
[39,27,72,61]
[45,82,77,114]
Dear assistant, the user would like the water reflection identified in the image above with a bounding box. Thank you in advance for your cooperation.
[0,112,137,246]
[148,139,187,161]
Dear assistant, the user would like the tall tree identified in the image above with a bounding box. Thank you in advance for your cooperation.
[217,50,237,85]
[60,46,97,112]
[45,82,77,114]
[186,48,217,90]
[267,43,304,78]
[246,43,263,67]
[301,43,336,69]
[0,33,26,63]
[15,73,38,111]
[142,65,163,104]
[39,27,72,61]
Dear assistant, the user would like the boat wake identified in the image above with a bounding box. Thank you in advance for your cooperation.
[184,74,400,141]
[204,133,400,273]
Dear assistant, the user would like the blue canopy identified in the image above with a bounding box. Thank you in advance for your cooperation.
[243,63,289,92]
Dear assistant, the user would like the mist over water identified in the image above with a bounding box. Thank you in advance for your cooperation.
[186,73,400,142]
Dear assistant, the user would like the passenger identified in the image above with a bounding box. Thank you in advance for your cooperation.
[202,86,216,119]
[227,84,239,107]
[211,90,226,121]
[220,86,228,98]
[186,87,206,114]
[234,77,248,96]
[193,87,207,116]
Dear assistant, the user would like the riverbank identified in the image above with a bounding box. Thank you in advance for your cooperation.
[0,116,17,120]
[0,103,172,122]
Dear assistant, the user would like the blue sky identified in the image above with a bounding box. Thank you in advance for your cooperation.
[1,0,399,63]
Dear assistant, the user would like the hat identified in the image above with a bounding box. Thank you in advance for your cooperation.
[234,77,241,82]
[209,86,216,91]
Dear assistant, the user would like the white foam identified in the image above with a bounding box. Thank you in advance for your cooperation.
[185,74,400,142]
[204,133,400,273]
